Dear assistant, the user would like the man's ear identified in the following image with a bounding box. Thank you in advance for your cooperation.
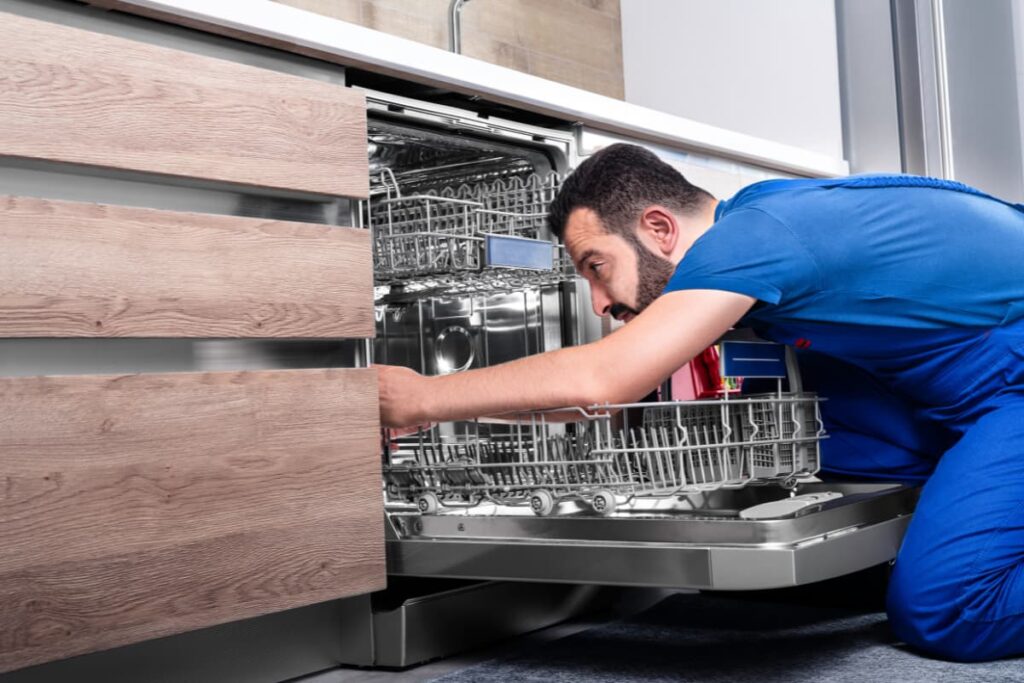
[638,205,680,256]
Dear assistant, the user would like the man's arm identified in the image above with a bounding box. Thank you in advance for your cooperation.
[378,289,756,428]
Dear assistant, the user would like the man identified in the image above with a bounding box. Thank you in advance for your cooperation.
[378,143,1024,662]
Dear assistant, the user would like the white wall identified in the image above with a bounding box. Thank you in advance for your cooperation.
[621,0,845,161]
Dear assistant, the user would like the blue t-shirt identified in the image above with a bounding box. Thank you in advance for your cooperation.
[665,174,1024,329]
[662,174,1024,414]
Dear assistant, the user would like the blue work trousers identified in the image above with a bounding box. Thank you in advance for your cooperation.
[801,323,1024,662]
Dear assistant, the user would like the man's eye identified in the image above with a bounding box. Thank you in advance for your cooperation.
[590,262,604,275]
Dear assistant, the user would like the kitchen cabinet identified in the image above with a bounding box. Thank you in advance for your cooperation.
[0,369,380,673]
[0,196,373,338]
[0,10,380,674]
[0,10,367,197]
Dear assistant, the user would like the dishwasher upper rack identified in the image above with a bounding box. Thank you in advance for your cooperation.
[383,392,826,517]
[369,170,574,298]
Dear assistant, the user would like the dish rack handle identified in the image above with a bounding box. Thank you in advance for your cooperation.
[377,167,403,199]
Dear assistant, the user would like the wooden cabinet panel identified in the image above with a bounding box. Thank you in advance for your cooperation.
[0,368,383,673]
[83,1,624,98]
[0,11,368,198]
[0,196,374,338]
[268,0,625,98]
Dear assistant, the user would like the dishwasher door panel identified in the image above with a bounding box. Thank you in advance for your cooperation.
[385,483,916,590]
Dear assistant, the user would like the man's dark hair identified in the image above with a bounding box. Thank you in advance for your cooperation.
[547,143,714,240]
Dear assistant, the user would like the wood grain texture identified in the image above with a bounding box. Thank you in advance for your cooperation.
[0,11,368,198]
[0,196,374,338]
[104,0,625,98]
[0,368,383,673]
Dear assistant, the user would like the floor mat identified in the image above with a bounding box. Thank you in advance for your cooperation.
[427,592,1024,682]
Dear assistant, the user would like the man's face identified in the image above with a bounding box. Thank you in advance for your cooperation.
[563,207,676,322]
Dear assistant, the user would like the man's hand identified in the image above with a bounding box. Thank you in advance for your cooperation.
[377,364,431,428]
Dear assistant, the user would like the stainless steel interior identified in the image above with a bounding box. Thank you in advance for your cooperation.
[368,115,561,192]
[374,290,562,375]
[368,107,578,450]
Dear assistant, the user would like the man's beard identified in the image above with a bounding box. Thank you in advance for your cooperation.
[609,242,676,319]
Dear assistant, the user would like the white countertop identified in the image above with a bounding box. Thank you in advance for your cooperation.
[94,0,849,177]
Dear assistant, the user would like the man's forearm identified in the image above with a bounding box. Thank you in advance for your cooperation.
[417,343,605,423]
[381,289,756,428]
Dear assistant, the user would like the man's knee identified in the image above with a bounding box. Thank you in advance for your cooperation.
[887,560,1010,662]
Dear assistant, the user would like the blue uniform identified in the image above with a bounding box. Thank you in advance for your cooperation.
[663,174,1024,662]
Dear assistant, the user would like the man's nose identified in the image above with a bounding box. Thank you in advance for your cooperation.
[590,285,612,318]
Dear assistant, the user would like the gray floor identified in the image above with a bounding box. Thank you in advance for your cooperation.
[292,589,682,683]
[367,592,1024,683]
[296,566,1024,683]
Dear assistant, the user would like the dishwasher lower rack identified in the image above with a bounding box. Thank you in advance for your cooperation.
[369,171,575,298]
[383,392,826,517]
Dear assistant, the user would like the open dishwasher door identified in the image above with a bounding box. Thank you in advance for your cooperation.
[386,481,916,590]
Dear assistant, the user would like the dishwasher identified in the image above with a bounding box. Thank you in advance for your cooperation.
[357,87,917,665]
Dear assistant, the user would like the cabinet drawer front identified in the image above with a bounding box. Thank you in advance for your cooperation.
[0,368,383,673]
[0,10,367,198]
[0,196,374,338]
